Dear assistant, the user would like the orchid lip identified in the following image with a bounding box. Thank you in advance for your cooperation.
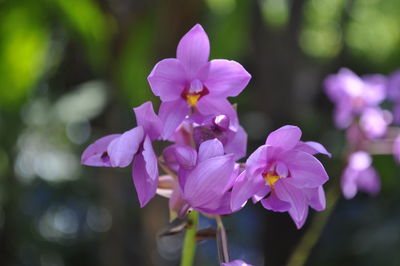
[181,83,209,107]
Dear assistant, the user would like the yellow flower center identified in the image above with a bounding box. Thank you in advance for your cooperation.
[186,94,201,107]
[263,173,280,187]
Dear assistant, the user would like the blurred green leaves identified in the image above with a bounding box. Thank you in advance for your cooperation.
[0,4,50,110]
[0,0,112,111]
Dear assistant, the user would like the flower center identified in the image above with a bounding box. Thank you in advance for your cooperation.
[181,79,209,107]
[263,173,280,187]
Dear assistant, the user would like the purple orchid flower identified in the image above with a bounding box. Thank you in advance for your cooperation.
[162,139,238,215]
[147,24,251,139]
[387,70,400,124]
[81,101,163,207]
[222,260,253,266]
[341,151,380,199]
[324,68,386,129]
[359,107,392,139]
[231,125,330,229]
[393,136,400,163]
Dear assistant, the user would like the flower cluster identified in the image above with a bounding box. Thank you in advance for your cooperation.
[325,68,400,199]
[81,25,331,264]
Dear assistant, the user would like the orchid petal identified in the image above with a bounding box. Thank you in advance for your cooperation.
[177,24,210,78]
[156,175,175,198]
[224,126,247,160]
[107,126,144,167]
[199,59,251,97]
[159,99,190,140]
[266,125,302,150]
[282,150,329,188]
[245,145,267,177]
[184,154,235,207]
[134,101,163,141]
[196,97,239,130]
[295,141,331,157]
[231,170,265,211]
[194,190,233,215]
[261,190,291,212]
[274,181,308,229]
[147,58,186,101]
[81,134,121,167]
[132,136,158,207]
[174,145,197,170]
[304,186,326,211]
[222,260,253,266]
[198,138,224,162]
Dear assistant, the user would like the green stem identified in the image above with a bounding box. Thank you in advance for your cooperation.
[286,184,340,266]
[181,210,199,266]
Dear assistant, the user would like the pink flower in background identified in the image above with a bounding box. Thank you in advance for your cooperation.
[393,136,400,162]
[341,151,380,199]
[359,107,391,139]
[147,24,251,139]
[81,101,163,207]
[222,260,253,266]
[231,126,330,228]
[324,68,386,129]
[387,70,400,124]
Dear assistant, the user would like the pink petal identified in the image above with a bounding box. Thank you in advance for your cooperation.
[133,101,163,141]
[224,126,247,160]
[282,150,329,188]
[132,136,158,207]
[231,170,265,211]
[261,190,291,212]
[252,186,270,203]
[183,154,235,207]
[107,126,144,167]
[169,183,190,217]
[274,181,308,229]
[196,97,239,130]
[194,190,233,215]
[199,59,251,97]
[174,145,197,170]
[81,134,121,167]
[159,99,190,140]
[304,186,326,211]
[222,260,253,266]
[266,125,302,150]
[245,145,268,177]
[295,141,332,157]
[198,138,224,162]
[147,58,187,101]
[176,24,210,78]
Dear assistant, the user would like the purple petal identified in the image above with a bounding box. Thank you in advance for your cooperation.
[222,260,253,266]
[266,125,302,150]
[341,167,358,199]
[199,59,251,97]
[169,183,190,217]
[198,138,224,162]
[81,134,121,167]
[261,190,291,212]
[245,145,268,177]
[196,97,239,130]
[162,145,180,173]
[282,150,329,188]
[231,170,265,211]
[176,24,210,78]
[107,126,144,167]
[174,145,197,170]
[194,190,233,215]
[132,136,158,207]
[183,154,235,207]
[274,181,308,229]
[224,126,247,160]
[134,101,163,141]
[295,141,331,157]
[159,99,190,140]
[252,186,270,203]
[356,167,380,196]
[147,58,187,101]
[304,186,326,211]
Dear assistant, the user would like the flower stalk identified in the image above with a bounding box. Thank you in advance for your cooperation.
[181,210,199,266]
[216,215,230,264]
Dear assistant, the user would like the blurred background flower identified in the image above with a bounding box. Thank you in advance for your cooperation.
[0,0,400,265]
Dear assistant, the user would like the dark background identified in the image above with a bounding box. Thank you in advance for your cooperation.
[0,0,399,265]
